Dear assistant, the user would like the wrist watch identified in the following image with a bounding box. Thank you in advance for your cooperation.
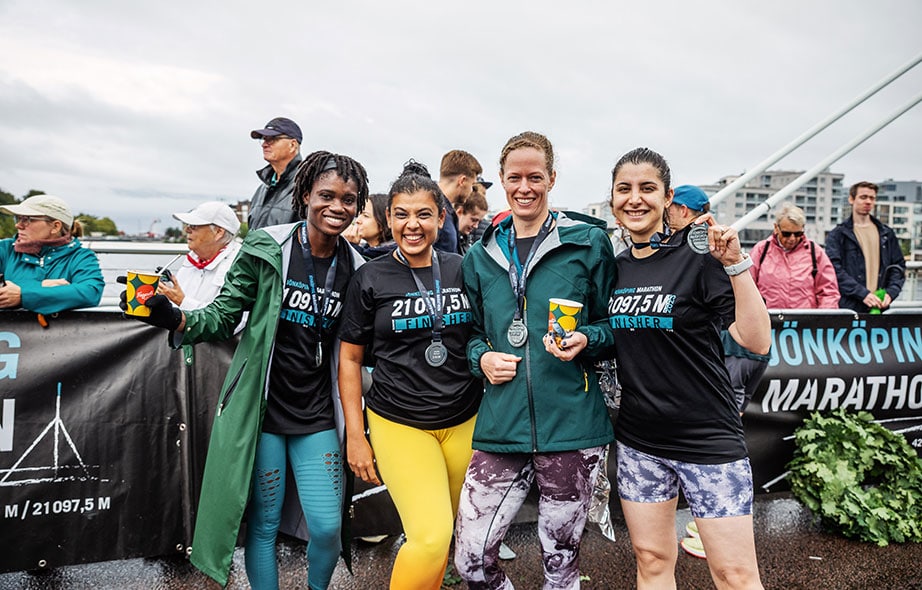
[723,254,753,277]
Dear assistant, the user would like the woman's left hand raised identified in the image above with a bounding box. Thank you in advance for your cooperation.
[694,214,745,266]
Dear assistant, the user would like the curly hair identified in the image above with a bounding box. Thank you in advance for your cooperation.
[291,150,369,219]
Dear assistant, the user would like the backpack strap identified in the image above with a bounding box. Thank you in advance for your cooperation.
[809,240,817,279]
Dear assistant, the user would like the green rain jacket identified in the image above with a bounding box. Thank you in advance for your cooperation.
[462,211,616,453]
[175,223,362,585]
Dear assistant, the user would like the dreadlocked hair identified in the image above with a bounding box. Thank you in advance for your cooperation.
[291,150,369,219]
[387,159,446,214]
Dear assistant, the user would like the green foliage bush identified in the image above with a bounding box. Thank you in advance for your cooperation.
[788,408,922,546]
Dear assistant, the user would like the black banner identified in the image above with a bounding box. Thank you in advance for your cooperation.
[1,309,920,572]
[0,311,185,572]
[746,312,922,491]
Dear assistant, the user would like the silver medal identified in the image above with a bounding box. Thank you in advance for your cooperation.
[315,343,323,367]
[506,319,528,348]
[425,341,448,367]
[686,224,710,254]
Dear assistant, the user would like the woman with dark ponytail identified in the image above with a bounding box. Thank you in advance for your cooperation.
[121,150,369,589]
[338,160,482,589]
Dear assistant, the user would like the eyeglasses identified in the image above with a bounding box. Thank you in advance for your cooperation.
[259,135,291,144]
[14,215,54,226]
[779,230,804,238]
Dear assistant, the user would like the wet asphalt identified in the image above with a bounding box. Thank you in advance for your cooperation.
[1,492,920,589]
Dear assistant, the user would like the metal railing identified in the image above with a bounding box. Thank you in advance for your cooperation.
[82,241,922,308]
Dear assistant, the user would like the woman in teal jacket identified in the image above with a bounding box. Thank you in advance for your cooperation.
[0,195,103,315]
[122,151,368,590]
[454,131,616,590]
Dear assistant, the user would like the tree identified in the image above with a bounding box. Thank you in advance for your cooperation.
[0,188,15,238]
[77,214,120,236]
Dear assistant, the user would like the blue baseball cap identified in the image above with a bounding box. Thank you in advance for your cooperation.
[250,117,302,143]
[672,185,709,212]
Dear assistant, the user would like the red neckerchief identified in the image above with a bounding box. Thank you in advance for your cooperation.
[187,246,226,270]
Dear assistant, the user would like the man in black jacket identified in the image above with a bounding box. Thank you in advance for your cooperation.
[248,117,303,230]
[825,181,906,313]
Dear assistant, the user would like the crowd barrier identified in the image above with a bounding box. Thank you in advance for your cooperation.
[1,309,921,572]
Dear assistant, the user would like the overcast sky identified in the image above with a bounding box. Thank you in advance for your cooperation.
[1,0,920,235]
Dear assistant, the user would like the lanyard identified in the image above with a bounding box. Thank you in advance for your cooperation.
[298,222,338,341]
[507,212,554,321]
[395,248,444,341]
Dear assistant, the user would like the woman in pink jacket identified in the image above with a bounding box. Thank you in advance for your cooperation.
[749,202,840,309]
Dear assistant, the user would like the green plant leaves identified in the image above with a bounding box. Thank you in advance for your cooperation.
[787,408,922,546]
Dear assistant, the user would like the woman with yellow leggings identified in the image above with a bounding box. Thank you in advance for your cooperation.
[338,160,483,589]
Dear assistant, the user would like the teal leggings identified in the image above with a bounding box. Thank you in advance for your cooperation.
[245,429,344,590]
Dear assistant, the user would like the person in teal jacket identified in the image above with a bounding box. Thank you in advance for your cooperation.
[454,131,616,590]
[0,194,103,315]
[121,151,368,590]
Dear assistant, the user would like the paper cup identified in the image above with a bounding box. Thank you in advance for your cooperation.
[548,298,583,347]
[125,270,160,317]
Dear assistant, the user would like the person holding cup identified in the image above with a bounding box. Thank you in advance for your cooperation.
[607,147,770,589]
[120,151,369,590]
[338,160,482,589]
[453,131,617,589]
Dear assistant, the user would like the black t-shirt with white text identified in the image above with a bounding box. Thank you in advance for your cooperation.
[609,227,746,463]
[263,238,354,435]
[339,251,482,430]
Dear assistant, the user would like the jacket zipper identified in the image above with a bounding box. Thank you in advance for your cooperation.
[523,307,538,453]
[217,358,248,416]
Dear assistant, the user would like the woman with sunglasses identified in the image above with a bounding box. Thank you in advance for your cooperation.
[338,161,482,589]
[749,202,840,309]
[0,195,103,314]
[608,147,770,589]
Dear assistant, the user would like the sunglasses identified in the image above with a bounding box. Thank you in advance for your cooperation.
[259,135,291,144]
[779,230,804,238]
[14,215,54,226]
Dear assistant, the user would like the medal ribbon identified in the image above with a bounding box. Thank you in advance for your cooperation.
[507,212,554,321]
[395,248,444,342]
[298,222,339,347]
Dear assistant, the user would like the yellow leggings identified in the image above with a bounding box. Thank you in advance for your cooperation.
[367,409,476,590]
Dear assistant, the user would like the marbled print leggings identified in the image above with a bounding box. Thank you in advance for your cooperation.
[453,446,606,590]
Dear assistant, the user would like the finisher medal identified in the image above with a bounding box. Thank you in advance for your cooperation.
[425,341,448,367]
[686,224,710,254]
[507,319,528,348]
[314,343,323,368]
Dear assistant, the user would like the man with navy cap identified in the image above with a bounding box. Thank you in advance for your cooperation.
[248,117,303,230]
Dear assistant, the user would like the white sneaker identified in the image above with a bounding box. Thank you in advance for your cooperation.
[680,536,706,559]
[498,542,517,560]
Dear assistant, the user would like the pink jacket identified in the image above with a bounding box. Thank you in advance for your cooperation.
[750,236,840,309]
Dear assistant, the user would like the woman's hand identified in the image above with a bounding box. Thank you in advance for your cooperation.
[543,330,587,361]
[480,351,521,384]
[694,214,744,266]
[347,436,380,485]
[157,276,185,306]
[0,280,22,308]
[41,278,69,287]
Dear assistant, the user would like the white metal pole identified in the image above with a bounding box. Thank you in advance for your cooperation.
[730,90,922,231]
[709,51,922,207]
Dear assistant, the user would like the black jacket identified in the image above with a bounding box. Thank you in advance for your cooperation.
[248,155,302,230]
[825,215,906,312]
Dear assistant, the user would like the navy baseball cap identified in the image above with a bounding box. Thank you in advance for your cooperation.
[250,117,302,143]
[672,185,709,212]
[476,175,493,189]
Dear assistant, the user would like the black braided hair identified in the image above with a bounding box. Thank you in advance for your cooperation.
[387,159,446,213]
[291,150,369,219]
